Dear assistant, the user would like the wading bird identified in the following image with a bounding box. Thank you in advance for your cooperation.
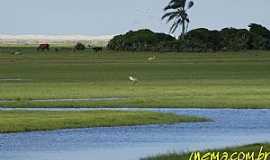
[13,51,22,55]
[148,56,156,62]
[129,76,138,84]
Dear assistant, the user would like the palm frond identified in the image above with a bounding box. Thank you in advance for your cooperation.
[186,17,190,23]
[169,22,178,33]
[167,14,179,23]
[164,0,187,10]
[188,1,194,9]
[161,11,179,20]
[179,9,187,18]
[162,0,194,36]
[170,19,183,33]
[171,23,179,33]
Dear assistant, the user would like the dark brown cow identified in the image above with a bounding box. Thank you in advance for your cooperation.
[37,44,50,51]
[92,47,103,52]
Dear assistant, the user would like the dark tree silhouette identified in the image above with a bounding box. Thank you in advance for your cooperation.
[249,23,270,39]
[162,0,194,38]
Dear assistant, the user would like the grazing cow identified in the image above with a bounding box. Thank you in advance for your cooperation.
[37,44,50,51]
[92,47,103,52]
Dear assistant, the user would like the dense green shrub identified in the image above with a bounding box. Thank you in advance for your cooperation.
[249,34,270,50]
[74,42,86,51]
[219,28,253,51]
[157,40,182,52]
[108,24,270,52]
[248,24,270,50]
[107,29,175,51]
[249,23,270,39]
[184,28,222,52]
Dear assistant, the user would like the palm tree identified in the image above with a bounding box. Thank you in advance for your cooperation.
[162,0,194,38]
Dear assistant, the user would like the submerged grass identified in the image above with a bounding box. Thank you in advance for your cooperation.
[0,48,270,108]
[142,143,270,160]
[0,110,208,133]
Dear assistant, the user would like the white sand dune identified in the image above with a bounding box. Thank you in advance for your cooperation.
[0,34,114,47]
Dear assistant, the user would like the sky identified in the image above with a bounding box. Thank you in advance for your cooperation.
[0,0,269,36]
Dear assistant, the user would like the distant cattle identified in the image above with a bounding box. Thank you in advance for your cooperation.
[92,47,103,52]
[37,44,50,51]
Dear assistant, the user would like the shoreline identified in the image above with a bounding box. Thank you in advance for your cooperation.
[1,107,270,110]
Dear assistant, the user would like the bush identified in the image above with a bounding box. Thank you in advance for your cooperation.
[248,24,270,50]
[157,40,182,52]
[184,28,222,52]
[74,42,86,51]
[107,24,270,52]
[107,29,175,51]
[219,28,253,51]
[248,33,270,50]
[249,23,270,40]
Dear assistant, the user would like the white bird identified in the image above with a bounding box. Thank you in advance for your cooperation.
[129,76,138,84]
[148,56,156,62]
[13,51,21,55]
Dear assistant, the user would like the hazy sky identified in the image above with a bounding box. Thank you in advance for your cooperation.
[0,0,269,35]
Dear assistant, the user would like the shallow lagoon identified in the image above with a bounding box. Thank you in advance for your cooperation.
[1,108,270,160]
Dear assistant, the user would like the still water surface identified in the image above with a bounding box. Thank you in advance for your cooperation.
[0,108,270,160]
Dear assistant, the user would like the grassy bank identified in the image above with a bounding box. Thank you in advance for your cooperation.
[0,110,208,133]
[0,48,270,108]
[142,143,270,160]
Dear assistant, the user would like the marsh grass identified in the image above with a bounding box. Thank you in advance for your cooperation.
[0,110,208,133]
[0,48,270,108]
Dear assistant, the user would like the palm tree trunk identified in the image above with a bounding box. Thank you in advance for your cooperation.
[180,21,186,39]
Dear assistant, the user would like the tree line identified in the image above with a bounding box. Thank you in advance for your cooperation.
[108,0,270,52]
[107,24,270,52]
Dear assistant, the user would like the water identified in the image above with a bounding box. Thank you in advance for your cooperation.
[0,108,270,160]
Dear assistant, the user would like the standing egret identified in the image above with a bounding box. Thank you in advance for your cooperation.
[148,56,156,62]
[129,76,138,84]
[13,51,22,55]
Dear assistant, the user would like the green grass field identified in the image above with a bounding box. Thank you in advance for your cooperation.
[0,110,207,133]
[142,143,270,160]
[0,47,270,108]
